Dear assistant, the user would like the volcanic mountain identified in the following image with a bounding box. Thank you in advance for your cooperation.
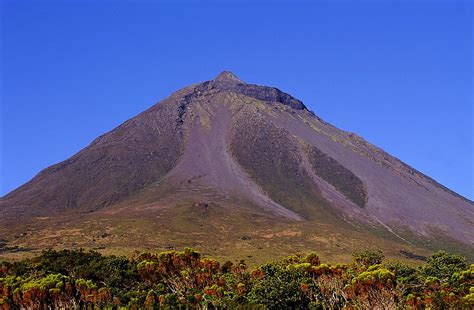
[1,71,473,262]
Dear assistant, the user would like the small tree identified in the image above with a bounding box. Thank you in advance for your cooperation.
[421,251,467,282]
[347,265,396,309]
[352,250,385,270]
[247,262,310,309]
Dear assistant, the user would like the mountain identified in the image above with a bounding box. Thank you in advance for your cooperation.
[1,71,473,262]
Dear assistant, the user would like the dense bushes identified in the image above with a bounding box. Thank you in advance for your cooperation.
[247,262,310,308]
[0,249,472,309]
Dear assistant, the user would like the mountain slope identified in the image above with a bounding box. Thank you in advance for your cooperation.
[1,71,472,262]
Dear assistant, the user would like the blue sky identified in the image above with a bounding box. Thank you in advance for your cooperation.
[1,0,473,200]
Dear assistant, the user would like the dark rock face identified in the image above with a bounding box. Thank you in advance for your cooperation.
[215,81,307,110]
[1,71,472,252]
[188,72,307,111]
[399,250,427,261]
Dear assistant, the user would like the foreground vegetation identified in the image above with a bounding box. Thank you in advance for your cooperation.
[0,248,472,309]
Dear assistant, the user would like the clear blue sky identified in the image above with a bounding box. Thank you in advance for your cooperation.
[1,1,473,200]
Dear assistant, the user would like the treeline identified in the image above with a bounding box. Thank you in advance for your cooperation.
[0,248,472,309]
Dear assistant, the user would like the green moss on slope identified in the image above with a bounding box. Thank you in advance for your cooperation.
[230,108,335,220]
[304,144,367,208]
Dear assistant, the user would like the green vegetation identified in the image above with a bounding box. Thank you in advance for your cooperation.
[1,249,472,309]
[304,144,367,208]
[230,111,335,219]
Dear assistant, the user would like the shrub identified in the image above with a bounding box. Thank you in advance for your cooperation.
[247,262,310,309]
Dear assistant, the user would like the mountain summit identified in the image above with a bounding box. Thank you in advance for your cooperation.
[214,70,244,83]
[1,72,472,261]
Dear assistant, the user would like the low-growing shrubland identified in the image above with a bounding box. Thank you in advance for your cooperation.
[0,248,472,309]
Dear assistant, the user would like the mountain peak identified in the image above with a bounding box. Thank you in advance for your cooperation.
[1,72,472,262]
[207,71,307,110]
[214,71,243,83]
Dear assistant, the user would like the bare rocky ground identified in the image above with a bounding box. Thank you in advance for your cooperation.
[1,71,472,262]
